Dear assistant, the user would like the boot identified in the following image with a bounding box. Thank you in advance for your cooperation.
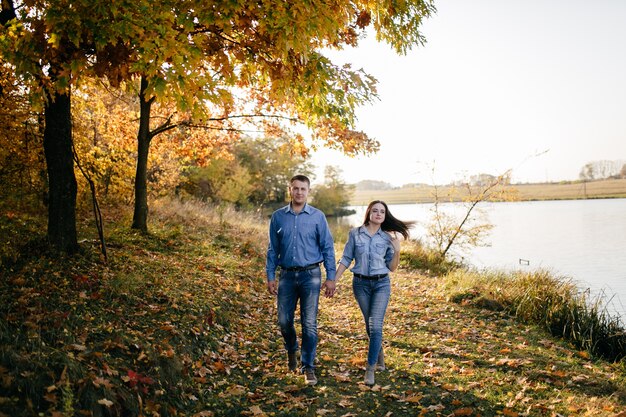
[288,351,298,372]
[364,364,376,386]
[304,367,317,386]
[376,348,385,371]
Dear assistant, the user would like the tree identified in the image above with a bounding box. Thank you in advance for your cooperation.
[0,0,146,251]
[1,0,436,248]
[233,136,313,207]
[125,0,437,231]
[0,60,45,204]
[311,166,354,216]
[427,169,517,258]
[180,159,253,207]
[579,160,625,181]
[113,0,436,231]
[72,80,192,204]
[179,135,313,208]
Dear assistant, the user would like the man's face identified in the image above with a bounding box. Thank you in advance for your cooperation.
[289,180,309,205]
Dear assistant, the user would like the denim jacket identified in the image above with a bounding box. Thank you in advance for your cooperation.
[339,226,395,276]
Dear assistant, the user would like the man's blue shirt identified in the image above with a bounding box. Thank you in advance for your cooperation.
[339,226,395,276]
[266,203,336,281]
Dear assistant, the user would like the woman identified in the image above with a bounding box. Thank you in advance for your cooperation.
[335,200,413,385]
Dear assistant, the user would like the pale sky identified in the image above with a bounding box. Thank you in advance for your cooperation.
[310,0,626,186]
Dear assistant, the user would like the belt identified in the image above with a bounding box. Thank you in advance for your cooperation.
[282,263,320,272]
[353,273,388,280]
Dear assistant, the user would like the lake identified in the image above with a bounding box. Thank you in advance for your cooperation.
[342,199,626,321]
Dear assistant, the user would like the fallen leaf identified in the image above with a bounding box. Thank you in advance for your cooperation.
[192,412,214,417]
[97,398,114,407]
[70,344,87,351]
[249,405,266,416]
[405,394,423,403]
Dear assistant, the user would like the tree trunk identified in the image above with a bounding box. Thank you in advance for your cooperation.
[43,90,78,253]
[131,77,154,232]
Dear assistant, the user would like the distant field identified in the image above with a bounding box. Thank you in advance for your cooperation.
[349,178,626,206]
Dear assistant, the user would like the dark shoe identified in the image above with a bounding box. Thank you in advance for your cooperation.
[288,352,298,372]
[364,365,376,386]
[304,368,317,386]
[376,348,386,371]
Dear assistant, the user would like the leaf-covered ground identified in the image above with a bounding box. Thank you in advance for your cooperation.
[1,201,625,416]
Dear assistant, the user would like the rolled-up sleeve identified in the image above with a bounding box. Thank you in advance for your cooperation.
[339,229,356,268]
[318,214,336,280]
[266,214,280,281]
[384,245,395,267]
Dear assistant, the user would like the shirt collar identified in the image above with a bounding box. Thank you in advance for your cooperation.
[358,225,387,238]
[285,203,311,214]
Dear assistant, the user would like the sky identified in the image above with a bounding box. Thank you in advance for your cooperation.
[309,0,626,186]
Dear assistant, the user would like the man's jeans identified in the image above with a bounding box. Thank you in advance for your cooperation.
[277,267,321,370]
[353,276,391,366]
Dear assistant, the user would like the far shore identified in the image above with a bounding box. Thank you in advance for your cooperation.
[349,178,626,206]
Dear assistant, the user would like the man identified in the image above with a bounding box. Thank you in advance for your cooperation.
[266,174,337,386]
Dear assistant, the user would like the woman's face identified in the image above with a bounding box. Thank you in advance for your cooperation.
[368,203,386,226]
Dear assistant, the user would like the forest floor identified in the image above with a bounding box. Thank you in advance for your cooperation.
[1,199,625,416]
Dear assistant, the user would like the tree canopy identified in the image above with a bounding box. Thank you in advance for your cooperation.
[1,0,436,251]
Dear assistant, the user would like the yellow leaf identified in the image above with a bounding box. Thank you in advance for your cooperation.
[405,393,423,403]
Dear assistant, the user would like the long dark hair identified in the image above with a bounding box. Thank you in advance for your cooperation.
[363,200,414,240]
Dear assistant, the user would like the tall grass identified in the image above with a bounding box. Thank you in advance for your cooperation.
[400,240,460,276]
[444,268,626,362]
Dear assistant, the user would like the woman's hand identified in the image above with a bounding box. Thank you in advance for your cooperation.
[390,232,401,252]
[388,232,401,272]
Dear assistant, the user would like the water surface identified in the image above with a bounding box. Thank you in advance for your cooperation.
[344,199,626,320]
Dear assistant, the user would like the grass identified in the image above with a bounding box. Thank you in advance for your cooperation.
[443,268,626,362]
[1,198,625,416]
[350,179,626,205]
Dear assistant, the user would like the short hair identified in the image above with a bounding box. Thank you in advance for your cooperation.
[290,175,310,186]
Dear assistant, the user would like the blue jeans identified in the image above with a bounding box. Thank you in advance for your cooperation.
[353,276,390,366]
[277,267,322,370]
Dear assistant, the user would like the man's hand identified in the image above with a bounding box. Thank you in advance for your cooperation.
[267,280,278,295]
[322,279,336,298]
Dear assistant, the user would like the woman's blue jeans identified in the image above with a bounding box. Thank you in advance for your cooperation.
[277,267,321,370]
[353,275,391,366]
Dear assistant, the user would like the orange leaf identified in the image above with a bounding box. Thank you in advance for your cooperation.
[212,361,226,373]
[349,356,366,366]
[453,407,473,416]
